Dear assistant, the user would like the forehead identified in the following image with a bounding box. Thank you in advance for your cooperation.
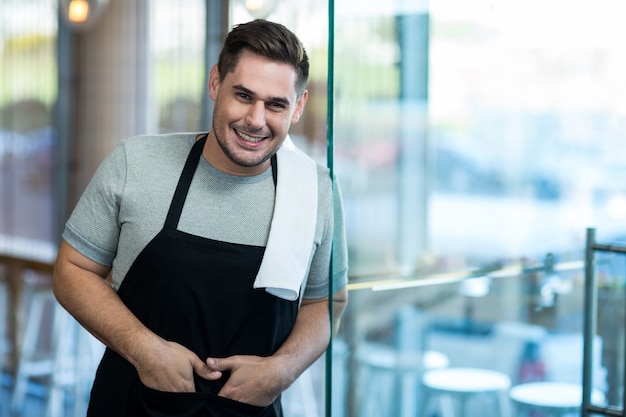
[223,51,299,100]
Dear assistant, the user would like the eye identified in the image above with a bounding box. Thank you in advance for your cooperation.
[267,101,287,111]
[236,92,251,100]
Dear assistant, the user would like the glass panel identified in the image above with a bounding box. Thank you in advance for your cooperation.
[333,2,429,277]
[331,0,626,416]
[428,0,626,263]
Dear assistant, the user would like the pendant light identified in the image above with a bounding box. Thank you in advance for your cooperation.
[59,0,110,31]
[239,0,279,19]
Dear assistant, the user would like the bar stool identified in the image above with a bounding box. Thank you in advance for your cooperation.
[10,283,104,417]
[10,282,54,414]
[509,381,606,417]
[421,367,512,417]
[356,342,450,417]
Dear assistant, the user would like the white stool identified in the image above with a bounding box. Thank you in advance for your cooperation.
[421,367,512,417]
[356,343,449,417]
[509,381,606,417]
[10,286,104,417]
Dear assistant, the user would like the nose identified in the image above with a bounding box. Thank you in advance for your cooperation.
[245,100,266,128]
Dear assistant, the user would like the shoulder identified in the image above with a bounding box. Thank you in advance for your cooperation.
[120,132,196,157]
[315,163,332,195]
[118,132,198,174]
[278,136,332,192]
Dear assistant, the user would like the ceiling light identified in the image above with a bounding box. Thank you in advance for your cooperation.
[240,0,279,19]
[60,0,109,31]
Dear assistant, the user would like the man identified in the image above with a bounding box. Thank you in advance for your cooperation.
[53,19,348,417]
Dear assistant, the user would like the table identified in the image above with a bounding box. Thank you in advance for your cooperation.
[421,367,512,417]
[509,381,606,416]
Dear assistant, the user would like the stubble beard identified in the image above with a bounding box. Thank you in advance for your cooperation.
[212,120,274,169]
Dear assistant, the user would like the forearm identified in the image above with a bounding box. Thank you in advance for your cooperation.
[52,240,159,367]
[272,287,348,389]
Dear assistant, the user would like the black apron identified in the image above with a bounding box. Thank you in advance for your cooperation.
[87,135,298,417]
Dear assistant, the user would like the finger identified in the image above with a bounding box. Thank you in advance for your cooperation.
[193,358,222,380]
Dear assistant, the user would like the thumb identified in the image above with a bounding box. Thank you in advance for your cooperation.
[206,357,234,372]
[192,357,222,381]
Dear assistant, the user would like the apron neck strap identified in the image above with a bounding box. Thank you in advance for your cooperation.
[270,153,278,189]
[164,134,207,229]
[164,134,278,230]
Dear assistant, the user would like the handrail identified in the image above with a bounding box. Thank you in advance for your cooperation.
[347,258,584,292]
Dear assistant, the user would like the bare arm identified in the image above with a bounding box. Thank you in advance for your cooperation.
[52,240,219,391]
[208,287,348,406]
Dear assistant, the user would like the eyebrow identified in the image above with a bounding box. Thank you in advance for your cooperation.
[232,84,292,108]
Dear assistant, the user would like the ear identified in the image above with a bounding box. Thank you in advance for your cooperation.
[291,89,308,124]
[208,65,221,100]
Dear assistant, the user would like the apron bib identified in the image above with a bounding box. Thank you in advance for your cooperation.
[87,135,298,417]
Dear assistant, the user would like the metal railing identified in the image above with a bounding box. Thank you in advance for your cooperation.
[583,228,626,417]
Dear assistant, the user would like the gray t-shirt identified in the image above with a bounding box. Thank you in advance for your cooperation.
[63,133,348,300]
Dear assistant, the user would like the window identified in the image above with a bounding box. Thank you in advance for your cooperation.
[149,0,206,133]
[0,0,57,243]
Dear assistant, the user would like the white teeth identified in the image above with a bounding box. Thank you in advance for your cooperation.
[237,130,263,143]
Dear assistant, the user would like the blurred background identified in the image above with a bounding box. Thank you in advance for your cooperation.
[1,0,625,416]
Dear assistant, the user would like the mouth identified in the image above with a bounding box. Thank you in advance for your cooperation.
[234,128,268,144]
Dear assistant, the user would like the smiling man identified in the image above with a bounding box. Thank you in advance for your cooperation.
[207,50,307,175]
[52,19,348,417]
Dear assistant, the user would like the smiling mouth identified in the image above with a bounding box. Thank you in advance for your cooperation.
[235,129,267,143]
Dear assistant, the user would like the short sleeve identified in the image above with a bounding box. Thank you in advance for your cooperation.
[62,143,127,266]
[302,178,349,299]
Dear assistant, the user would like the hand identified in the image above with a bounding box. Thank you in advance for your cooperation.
[135,339,222,392]
[206,355,287,406]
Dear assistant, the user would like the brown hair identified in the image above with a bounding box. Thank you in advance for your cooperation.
[217,19,309,97]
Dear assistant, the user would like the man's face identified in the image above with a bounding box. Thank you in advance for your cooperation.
[207,50,308,176]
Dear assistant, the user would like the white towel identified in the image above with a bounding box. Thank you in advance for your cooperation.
[253,135,318,301]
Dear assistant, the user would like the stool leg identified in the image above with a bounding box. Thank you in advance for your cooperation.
[497,390,512,417]
[282,367,320,417]
[46,303,76,417]
[458,394,468,417]
[358,367,372,417]
[11,291,50,413]
[439,393,456,417]
[46,385,65,417]
[0,280,9,371]
[74,325,98,417]
[419,388,432,417]
[399,373,419,417]
[359,367,389,417]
